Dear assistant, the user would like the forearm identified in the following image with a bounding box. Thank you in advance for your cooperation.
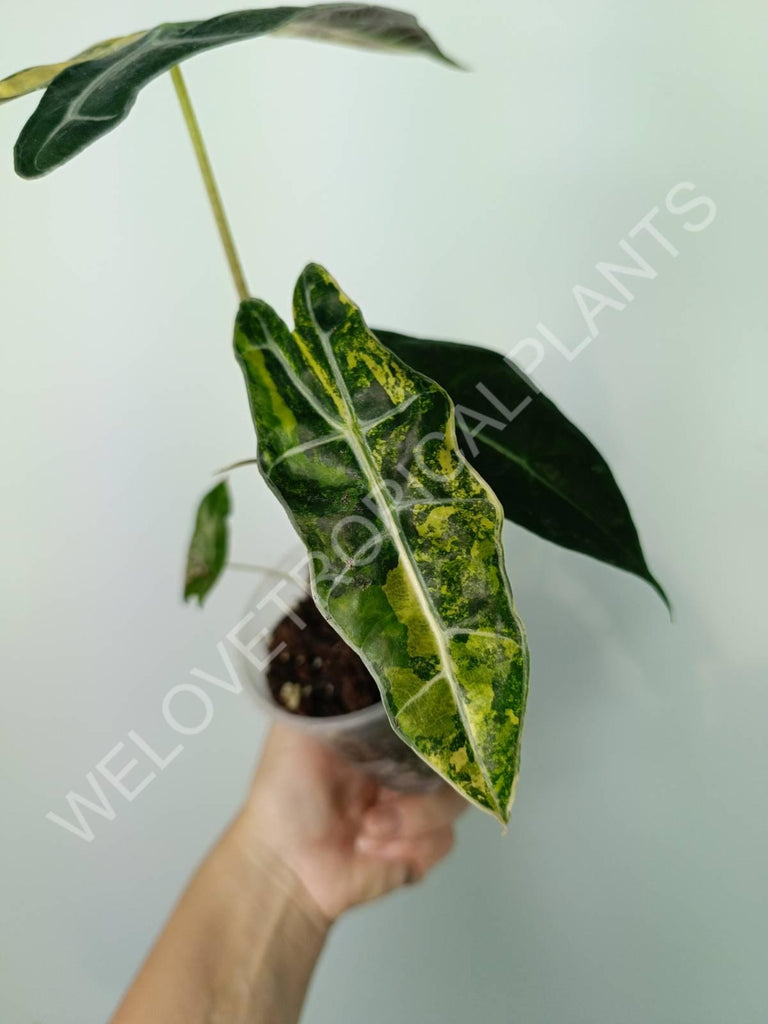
[112,815,329,1024]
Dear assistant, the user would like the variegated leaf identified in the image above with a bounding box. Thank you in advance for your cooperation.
[3,5,458,178]
[234,264,529,822]
[0,33,147,102]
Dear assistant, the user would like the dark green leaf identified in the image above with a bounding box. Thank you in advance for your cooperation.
[184,480,231,605]
[234,265,528,822]
[375,330,668,609]
[0,33,146,102]
[4,5,458,178]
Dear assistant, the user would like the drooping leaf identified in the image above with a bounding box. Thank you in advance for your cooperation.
[234,264,529,823]
[375,329,668,609]
[184,480,231,605]
[3,5,458,178]
[0,33,146,102]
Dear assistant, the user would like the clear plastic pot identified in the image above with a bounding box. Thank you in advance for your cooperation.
[235,548,441,793]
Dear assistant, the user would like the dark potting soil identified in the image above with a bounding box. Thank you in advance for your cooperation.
[266,596,381,717]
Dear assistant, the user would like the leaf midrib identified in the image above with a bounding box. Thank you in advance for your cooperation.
[475,430,639,566]
[34,14,302,166]
[302,289,502,815]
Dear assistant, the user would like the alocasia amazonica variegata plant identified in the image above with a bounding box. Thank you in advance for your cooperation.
[1,4,666,823]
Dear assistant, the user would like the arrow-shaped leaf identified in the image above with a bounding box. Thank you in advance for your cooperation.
[184,480,231,605]
[375,330,668,608]
[234,265,528,822]
[2,5,458,178]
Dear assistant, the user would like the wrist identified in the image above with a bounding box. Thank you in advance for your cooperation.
[229,802,334,928]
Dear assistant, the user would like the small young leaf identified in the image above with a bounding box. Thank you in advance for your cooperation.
[234,264,528,823]
[375,330,668,608]
[184,481,231,606]
[3,5,458,178]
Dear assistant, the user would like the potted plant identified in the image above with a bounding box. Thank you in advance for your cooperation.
[1,3,666,825]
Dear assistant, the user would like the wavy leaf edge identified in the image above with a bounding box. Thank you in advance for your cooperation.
[234,263,529,822]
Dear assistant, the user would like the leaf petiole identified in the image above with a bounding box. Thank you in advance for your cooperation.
[169,65,249,302]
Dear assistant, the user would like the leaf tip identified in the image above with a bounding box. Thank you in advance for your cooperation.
[438,50,469,71]
[647,572,672,618]
[182,584,205,608]
[299,261,331,286]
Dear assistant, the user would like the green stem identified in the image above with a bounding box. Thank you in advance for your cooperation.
[170,65,249,302]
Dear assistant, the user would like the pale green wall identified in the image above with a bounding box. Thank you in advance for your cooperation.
[1,1,766,1021]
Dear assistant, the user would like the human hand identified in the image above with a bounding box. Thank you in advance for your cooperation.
[234,723,467,922]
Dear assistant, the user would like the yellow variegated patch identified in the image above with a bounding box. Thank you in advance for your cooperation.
[234,265,529,823]
[0,33,146,102]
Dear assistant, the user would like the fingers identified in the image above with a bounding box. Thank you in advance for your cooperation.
[410,826,454,881]
[356,826,455,884]
[360,785,467,842]
[355,787,462,890]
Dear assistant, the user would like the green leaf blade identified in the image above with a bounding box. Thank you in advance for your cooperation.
[183,480,231,605]
[375,330,668,609]
[6,5,457,178]
[235,265,528,822]
[0,32,148,102]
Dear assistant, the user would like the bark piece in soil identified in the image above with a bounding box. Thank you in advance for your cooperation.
[266,596,381,717]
